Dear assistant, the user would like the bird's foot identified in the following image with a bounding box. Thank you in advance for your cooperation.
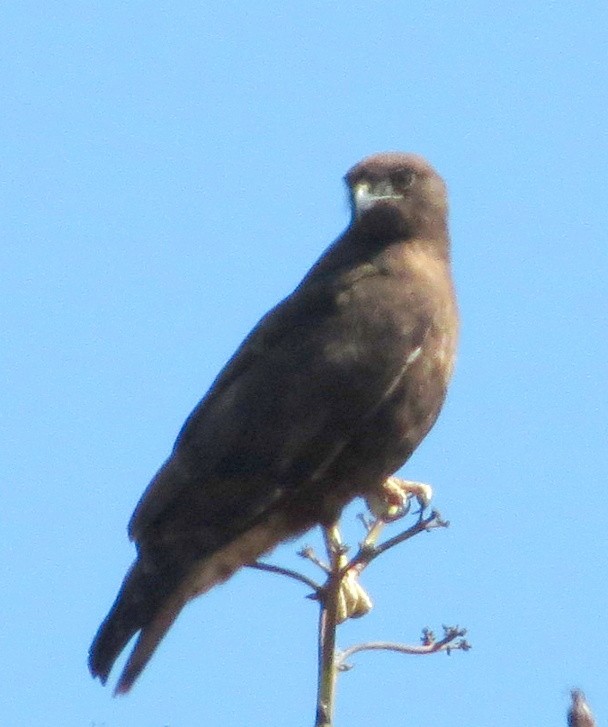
[321,524,372,622]
[366,476,433,522]
[335,567,373,623]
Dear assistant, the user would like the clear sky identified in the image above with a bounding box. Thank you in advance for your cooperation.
[2,2,607,726]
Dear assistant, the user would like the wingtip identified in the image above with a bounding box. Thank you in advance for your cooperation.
[113,679,132,697]
[87,651,106,684]
[88,637,135,694]
[89,640,137,695]
[91,671,108,687]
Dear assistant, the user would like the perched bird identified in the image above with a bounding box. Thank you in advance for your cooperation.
[568,689,596,727]
[89,152,459,694]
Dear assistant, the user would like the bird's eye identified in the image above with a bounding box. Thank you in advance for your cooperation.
[392,170,415,190]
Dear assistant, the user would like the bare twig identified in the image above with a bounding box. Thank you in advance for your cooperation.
[337,626,470,670]
[249,497,463,727]
[341,509,448,578]
[299,545,331,574]
[247,561,322,594]
[315,525,344,727]
[356,512,375,533]
[369,509,448,558]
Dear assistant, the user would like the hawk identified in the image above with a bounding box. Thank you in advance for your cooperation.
[89,152,459,693]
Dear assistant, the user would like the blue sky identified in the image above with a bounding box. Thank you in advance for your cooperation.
[2,2,607,725]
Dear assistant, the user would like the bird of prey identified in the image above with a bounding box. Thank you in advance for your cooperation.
[568,689,596,727]
[89,152,459,694]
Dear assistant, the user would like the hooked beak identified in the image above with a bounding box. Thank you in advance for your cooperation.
[352,180,401,218]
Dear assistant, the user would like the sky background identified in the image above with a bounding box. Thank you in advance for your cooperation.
[2,2,607,726]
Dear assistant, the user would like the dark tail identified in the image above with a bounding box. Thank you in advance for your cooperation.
[88,558,188,694]
[89,510,290,693]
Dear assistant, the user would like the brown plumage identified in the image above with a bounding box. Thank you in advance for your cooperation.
[88,152,459,694]
[568,690,596,727]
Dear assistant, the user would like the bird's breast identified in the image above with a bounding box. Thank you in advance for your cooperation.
[323,259,457,480]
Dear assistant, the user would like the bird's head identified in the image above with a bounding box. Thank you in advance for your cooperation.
[345,152,448,241]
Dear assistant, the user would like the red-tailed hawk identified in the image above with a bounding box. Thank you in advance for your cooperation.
[89,152,459,693]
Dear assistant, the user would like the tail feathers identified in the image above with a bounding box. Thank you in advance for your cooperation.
[89,564,141,685]
[89,609,138,687]
[88,559,187,692]
[90,511,293,693]
[113,592,185,694]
